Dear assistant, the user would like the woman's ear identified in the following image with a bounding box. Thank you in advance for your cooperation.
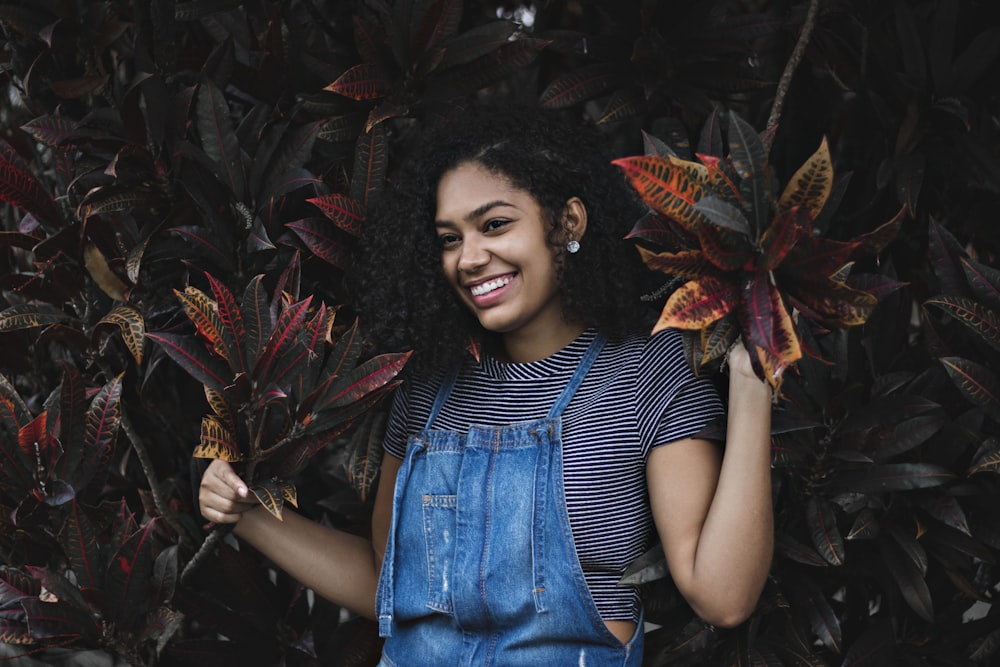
[562,197,588,244]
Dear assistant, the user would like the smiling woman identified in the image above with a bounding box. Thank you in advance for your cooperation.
[198,105,775,666]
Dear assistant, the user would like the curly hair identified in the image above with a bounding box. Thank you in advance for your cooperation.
[350,105,651,372]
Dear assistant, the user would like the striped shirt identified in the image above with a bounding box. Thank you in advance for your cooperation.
[383,328,725,621]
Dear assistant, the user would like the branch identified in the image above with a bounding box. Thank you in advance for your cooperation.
[180,525,227,583]
[764,0,821,152]
[120,408,187,539]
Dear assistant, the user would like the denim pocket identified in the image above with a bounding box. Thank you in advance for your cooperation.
[421,494,457,613]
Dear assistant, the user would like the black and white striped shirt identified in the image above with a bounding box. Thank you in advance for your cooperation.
[383,328,725,621]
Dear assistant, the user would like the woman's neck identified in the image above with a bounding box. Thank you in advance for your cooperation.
[498,320,588,363]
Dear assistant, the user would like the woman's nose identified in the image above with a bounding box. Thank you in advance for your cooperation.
[457,236,489,273]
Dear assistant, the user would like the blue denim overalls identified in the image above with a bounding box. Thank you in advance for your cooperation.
[376,334,644,666]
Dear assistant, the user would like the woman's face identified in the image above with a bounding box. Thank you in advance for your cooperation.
[434,162,578,360]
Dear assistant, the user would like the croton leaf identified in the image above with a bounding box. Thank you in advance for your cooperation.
[60,500,103,589]
[825,463,955,494]
[311,352,411,415]
[654,275,740,333]
[97,304,145,366]
[613,155,711,233]
[307,193,365,237]
[146,332,231,394]
[879,537,934,622]
[196,78,246,201]
[105,518,158,628]
[254,297,312,385]
[756,206,809,271]
[921,494,971,536]
[778,137,833,221]
[249,478,298,521]
[0,303,74,331]
[961,256,1000,312]
[940,357,1000,420]
[0,138,61,228]
[925,295,1000,351]
[21,598,100,641]
[874,414,946,462]
[193,415,240,462]
[242,275,272,372]
[286,218,353,269]
[324,63,392,101]
[693,195,751,237]
[20,115,77,148]
[205,272,247,374]
[806,497,845,566]
[52,364,86,483]
[740,275,802,385]
[788,279,878,327]
[637,246,710,280]
[174,286,239,370]
[74,374,124,491]
[846,508,880,540]
[350,122,387,209]
[539,63,618,109]
[18,413,58,491]
[411,0,463,54]
[968,437,1000,475]
[700,317,739,365]
[439,20,518,68]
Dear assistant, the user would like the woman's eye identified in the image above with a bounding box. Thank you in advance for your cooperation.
[438,234,460,248]
[484,218,510,232]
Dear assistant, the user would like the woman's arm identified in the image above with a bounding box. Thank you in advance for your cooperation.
[198,455,402,619]
[646,343,774,628]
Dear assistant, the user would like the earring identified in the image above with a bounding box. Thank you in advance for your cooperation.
[566,239,581,254]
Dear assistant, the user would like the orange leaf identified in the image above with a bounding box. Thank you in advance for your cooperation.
[654,276,739,333]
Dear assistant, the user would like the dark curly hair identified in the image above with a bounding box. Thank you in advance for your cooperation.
[351,105,650,372]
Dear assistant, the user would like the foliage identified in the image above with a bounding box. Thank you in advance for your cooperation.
[1,0,999,666]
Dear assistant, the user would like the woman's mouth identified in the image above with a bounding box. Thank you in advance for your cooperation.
[469,275,513,297]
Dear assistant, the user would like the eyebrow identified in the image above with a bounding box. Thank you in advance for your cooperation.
[435,199,517,227]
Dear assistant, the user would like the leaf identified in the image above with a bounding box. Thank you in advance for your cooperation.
[961,256,1000,312]
[75,374,124,491]
[53,364,86,481]
[105,519,158,628]
[618,544,668,585]
[83,243,128,301]
[778,532,831,568]
[539,63,618,108]
[788,279,878,327]
[875,414,946,462]
[286,218,353,269]
[0,304,74,331]
[242,276,272,371]
[440,36,550,94]
[927,219,967,296]
[0,137,61,228]
[740,275,802,384]
[347,411,386,502]
[60,500,103,589]
[323,63,391,101]
[97,304,145,365]
[694,195,751,236]
[846,508,880,540]
[205,272,247,374]
[853,207,906,255]
[249,478,298,521]
[940,357,1000,420]
[20,115,78,148]
[806,497,845,566]
[840,621,895,667]
[926,295,1000,351]
[778,137,833,221]
[921,495,971,536]
[254,297,313,386]
[21,598,99,640]
[147,332,231,394]
[440,20,518,68]
[757,206,809,271]
[727,113,768,239]
[193,415,240,462]
[879,536,934,622]
[968,437,1000,475]
[637,246,709,280]
[700,317,738,365]
[175,287,233,367]
[654,276,739,333]
[307,194,365,237]
[311,352,411,415]
[257,121,320,204]
[349,122,387,209]
[824,463,955,495]
[613,155,711,234]
[411,0,463,54]
[196,78,246,200]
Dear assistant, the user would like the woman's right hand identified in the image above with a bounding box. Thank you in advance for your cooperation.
[198,459,258,524]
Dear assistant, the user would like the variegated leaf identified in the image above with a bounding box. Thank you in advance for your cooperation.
[249,478,297,521]
[700,317,738,365]
[174,287,236,368]
[846,508,880,540]
[205,272,247,374]
[539,63,618,109]
[254,297,313,385]
[926,295,1000,351]
[324,63,391,101]
[636,246,709,279]
[0,304,74,331]
[788,279,878,327]
[306,194,365,237]
[740,276,802,385]
[757,206,809,271]
[940,357,1000,420]
[242,275,272,371]
[204,386,234,425]
[613,155,710,233]
[193,415,240,462]
[350,122,387,208]
[778,137,833,220]
[654,276,740,333]
[97,305,145,365]
[968,437,1000,475]
[961,256,1000,312]
[83,243,128,301]
[806,497,845,566]
[0,137,61,227]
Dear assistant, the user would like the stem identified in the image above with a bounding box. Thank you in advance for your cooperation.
[764,0,821,152]
[180,525,227,583]
[121,409,187,539]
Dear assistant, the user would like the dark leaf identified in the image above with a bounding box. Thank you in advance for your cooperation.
[825,463,955,495]
[0,138,61,228]
[196,78,246,201]
[75,374,124,491]
[323,63,391,101]
[539,63,618,109]
[249,478,298,521]
[926,296,1000,351]
[307,194,365,237]
[21,598,99,640]
[440,21,518,68]
[147,332,231,394]
[349,122,387,209]
[242,275,272,371]
[879,536,933,622]
[874,414,946,462]
[940,357,1000,421]
[0,304,74,331]
[105,519,158,628]
[286,218,353,269]
[961,257,1000,313]
[694,195,751,236]
[776,532,829,567]
[619,544,668,585]
[205,272,248,374]
[846,508,880,540]
[807,497,845,566]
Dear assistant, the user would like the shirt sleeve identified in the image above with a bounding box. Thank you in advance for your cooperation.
[382,383,412,459]
[635,329,725,457]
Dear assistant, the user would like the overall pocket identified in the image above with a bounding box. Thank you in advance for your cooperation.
[421,494,457,613]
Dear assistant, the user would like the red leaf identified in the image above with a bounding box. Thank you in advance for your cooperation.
[105,519,158,627]
[75,374,124,490]
[311,352,411,415]
[307,194,365,237]
[61,500,102,589]
[412,0,463,55]
[539,64,618,108]
[613,155,710,233]
[196,78,246,200]
[286,218,353,269]
[740,276,802,384]
[20,115,78,148]
[637,246,709,280]
[205,272,247,374]
[254,297,313,385]
[757,206,809,270]
[242,275,272,371]
[695,225,752,271]
[324,63,391,101]
[147,332,231,394]
[0,138,61,227]
[654,276,740,333]
[350,123,387,209]
[853,207,906,255]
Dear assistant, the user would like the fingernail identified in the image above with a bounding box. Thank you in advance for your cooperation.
[238,486,247,496]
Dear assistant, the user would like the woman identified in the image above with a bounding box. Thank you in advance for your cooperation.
[199,106,774,665]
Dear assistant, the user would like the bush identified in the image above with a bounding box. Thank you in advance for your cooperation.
[2,1,999,665]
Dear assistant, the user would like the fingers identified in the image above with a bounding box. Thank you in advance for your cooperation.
[199,459,255,524]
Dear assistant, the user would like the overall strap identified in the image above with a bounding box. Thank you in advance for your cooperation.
[423,370,459,430]
[546,333,606,419]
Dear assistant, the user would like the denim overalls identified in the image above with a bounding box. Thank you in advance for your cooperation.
[376,335,644,666]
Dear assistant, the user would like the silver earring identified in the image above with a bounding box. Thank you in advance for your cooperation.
[566,239,581,254]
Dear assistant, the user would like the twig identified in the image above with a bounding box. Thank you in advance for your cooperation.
[764,0,821,152]
[180,525,227,583]
[121,408,187,539]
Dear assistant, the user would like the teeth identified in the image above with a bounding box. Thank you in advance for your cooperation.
[470,277,511,297]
